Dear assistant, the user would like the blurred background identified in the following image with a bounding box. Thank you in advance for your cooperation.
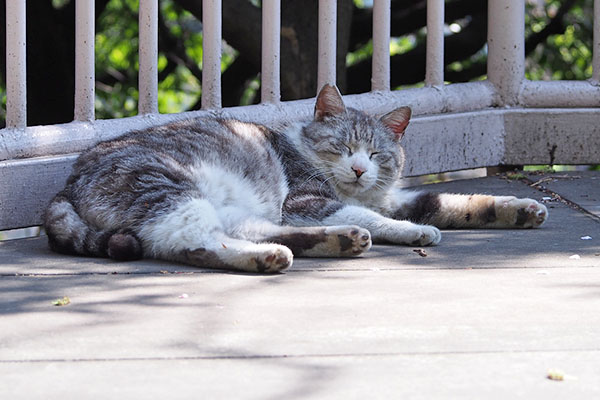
[0,0,593,126]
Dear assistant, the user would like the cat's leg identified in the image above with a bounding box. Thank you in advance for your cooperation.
[321,205,441,246]
[138,198,292,273]
[230,218,372,257]
[283,194,440,246]
[182,236,293,273]
[389,190,548,229]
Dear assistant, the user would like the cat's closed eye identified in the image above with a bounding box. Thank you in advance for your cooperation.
[369,151,380,159]
[320,150,342,157]
[313,139,343,156]
[343,143,353,156]
[316,145,343,156]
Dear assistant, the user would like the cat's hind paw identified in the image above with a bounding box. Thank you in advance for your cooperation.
[496,198,548,228]
[519,201,548,228]
[324,225,372,256]
[253,245,294,273]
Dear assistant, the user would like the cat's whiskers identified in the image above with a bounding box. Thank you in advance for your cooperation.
[297,169,332,189]
[372,179,392,192]
[318,175,337,196]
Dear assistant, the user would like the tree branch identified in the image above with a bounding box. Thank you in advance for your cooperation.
[157,9,203,84]
[347,9,488,92]
[525,0,577,54]
[447,0,579,83]
[350,0,487,51]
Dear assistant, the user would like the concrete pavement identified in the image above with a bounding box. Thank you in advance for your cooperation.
[1,172,599,399]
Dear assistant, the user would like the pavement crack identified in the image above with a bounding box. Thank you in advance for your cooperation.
[517,176,600,224]
[2,348,600,364]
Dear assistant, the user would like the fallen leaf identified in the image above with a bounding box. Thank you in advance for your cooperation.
[547,369,564,381]
[159,270,169,274]
[413,249,427,257]
[52,296,71,306]
[222,243,227,249]
[506,172,526,180]
[569,254,581,260]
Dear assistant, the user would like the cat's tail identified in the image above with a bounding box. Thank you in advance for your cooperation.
[44,191,143,261]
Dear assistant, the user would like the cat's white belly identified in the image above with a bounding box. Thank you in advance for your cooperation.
[190,162,286,225]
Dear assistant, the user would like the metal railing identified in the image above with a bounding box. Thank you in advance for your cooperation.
[4,1,599,127]
[1,0,600,231]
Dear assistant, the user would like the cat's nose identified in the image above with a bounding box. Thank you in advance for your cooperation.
[351,166,365,178]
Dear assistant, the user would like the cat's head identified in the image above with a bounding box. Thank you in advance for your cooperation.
[302,84,410,197]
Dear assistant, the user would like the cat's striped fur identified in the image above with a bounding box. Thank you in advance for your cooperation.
[44,85,547,272]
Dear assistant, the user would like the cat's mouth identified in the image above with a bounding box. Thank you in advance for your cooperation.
[338,178,371,193]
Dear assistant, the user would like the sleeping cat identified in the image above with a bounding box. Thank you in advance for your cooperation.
[44,84,548,273]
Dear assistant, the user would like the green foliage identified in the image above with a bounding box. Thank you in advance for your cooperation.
[157,65,200,114]
[353,0,370,8]
[0,89,6,127]
[94,0,240,118]
[390,36,418,56]
[95,0,140,118]
[3,0,595,121]
[524,165,557,173]
[347,40,373,67]
[51,0,71,9]
[525,0,593,80]
[523,165,600,172]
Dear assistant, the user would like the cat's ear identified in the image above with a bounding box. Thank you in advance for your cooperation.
[380,107,412,141]
[314,84,346,121]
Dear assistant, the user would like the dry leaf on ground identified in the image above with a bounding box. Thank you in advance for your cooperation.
[52,296,71,306]
[413,249,427,257]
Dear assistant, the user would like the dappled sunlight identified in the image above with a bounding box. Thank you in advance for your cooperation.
[1,171,598,397]
[1,0,599,397]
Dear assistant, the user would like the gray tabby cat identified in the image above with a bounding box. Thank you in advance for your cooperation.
[44,85,548,273]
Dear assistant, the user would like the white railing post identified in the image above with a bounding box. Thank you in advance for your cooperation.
[202,0,222,109]
[371,0,391,91]
[425,0,444,86]
[74,0,95,121]
[317,0,336,92]
[138,0,159,115]
[487,0,525,106]
[593,0,600,83]
[5,0,27,128]
[261,0,281,103]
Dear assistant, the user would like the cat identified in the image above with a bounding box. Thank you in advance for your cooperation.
[44,84,548,273]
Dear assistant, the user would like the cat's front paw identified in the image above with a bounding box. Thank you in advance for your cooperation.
[410,225,442,246]
[380,222,442,246]
[495,197,548,228]
[324,225,372,256]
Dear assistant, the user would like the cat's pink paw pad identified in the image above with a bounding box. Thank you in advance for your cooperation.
[254,246,293,273]
[528,203,547,223]
[516,201,548,228]
[324,225,372,256]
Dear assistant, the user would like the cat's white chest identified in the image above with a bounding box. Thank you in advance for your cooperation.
[190,163,285,224]
[336,187,393,215]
